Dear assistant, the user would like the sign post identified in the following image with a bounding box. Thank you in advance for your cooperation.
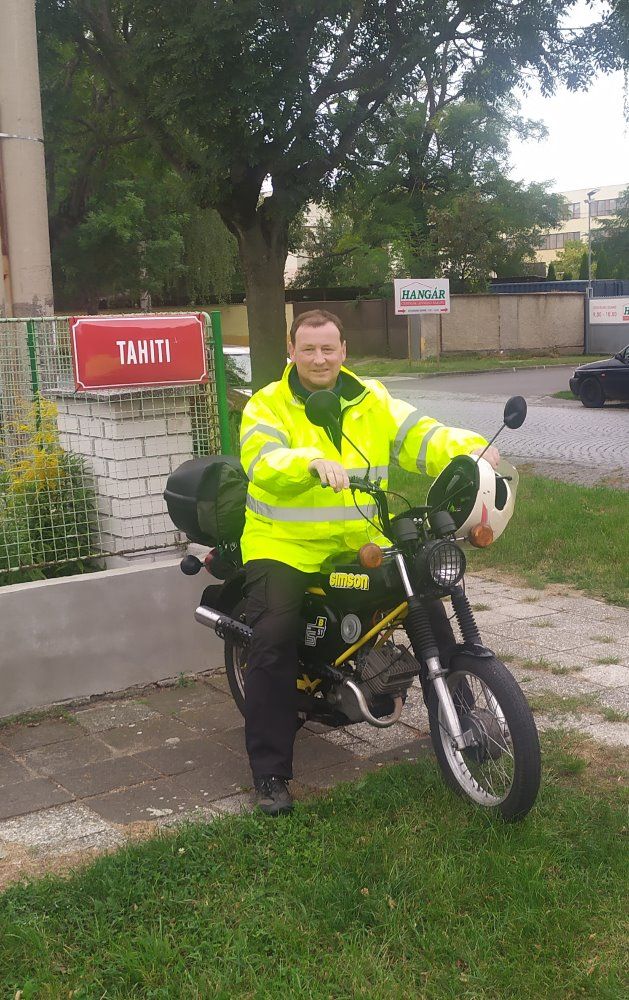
[209,310,232,455]
[393,278,450,364]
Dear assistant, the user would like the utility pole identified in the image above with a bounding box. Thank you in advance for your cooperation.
[0,0,54,317]
[585,188,598,300]
[583,188,599,356]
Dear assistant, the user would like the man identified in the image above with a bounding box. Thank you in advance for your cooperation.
[239,309,499,815]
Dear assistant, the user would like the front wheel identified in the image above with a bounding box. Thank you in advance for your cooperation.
[427,655,541,822]
[580,377,604,408]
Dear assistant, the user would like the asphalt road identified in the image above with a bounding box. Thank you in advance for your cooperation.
[381,365,629,488]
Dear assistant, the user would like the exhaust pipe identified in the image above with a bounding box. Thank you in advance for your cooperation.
[195,606,252,646]
[330,679,404,728]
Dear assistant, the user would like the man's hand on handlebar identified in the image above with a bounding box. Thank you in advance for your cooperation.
[309,459,350,492]
[471,446,500,470]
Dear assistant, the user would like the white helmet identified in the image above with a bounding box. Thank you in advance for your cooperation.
[427,454,518,547]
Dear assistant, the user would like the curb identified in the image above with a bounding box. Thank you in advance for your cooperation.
[363,363,579,380]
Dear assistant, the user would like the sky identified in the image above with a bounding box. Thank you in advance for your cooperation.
[509,70,629,193]
[509,1,629,193]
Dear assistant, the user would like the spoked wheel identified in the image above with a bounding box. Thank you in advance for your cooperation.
[427,654,541,821]
[224,599,248,716]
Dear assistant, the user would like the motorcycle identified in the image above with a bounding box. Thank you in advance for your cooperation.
[169,393,541,822]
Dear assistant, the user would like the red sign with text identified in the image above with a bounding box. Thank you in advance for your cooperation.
[70,314,208,391]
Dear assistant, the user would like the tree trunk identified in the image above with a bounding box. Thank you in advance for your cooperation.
[235,215,289,391]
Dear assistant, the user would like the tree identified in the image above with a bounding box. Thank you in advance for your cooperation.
[547,262,557,281]
[588,2,629,92]
[292,208,394,292]
[428,179,561,290]
[38,1,622,386]
[294,103,563,291]
[594,246,611,279]
[556,240,587,279]
[38,28,239,307]
[593,188,629,278]
[578,251,589,281]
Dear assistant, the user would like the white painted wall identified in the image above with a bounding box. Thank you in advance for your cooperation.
[0,557,224,718]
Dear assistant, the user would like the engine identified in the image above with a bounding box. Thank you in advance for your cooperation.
[356,641,419,701]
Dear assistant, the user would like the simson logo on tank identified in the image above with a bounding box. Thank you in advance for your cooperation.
[393,278,451,315]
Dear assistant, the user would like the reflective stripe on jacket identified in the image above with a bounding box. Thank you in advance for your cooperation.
[239,364,487,572]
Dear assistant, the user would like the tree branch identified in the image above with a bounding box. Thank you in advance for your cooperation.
[73,0,201,179]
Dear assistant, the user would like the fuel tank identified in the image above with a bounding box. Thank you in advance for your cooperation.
[298,553,406,663]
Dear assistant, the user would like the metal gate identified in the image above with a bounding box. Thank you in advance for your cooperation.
[585,297,629,354]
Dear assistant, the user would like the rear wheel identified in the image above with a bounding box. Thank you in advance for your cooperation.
[427,654,541,821]
[224,599,248,716]
[580,377,604,408]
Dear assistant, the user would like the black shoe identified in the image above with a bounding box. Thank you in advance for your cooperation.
[254,776,294,816]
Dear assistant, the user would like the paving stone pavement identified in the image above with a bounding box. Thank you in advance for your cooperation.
[1,571,627,887]
[381,380,629,489]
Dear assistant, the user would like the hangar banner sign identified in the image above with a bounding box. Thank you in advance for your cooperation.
[394,278,450,315]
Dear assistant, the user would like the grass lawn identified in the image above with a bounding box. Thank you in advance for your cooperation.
[0,732,626,999]
[552,390,578,400]
[388,467,629,607]
[349,354,600,378]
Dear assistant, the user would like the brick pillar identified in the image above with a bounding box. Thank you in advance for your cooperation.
[53,387,199,556]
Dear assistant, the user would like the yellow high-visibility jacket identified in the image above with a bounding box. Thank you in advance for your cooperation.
[239,364,487,572]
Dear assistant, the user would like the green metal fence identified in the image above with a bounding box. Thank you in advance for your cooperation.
[0,312,228,579]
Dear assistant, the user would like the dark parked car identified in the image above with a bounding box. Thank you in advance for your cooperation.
[569,345,629,407]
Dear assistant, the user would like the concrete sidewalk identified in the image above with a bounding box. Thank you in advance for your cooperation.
[1,572,627,889]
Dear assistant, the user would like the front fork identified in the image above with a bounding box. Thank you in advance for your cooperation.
[395,553,476,751]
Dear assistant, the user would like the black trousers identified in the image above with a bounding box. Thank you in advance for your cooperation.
[243,560,317,779]
[243,558,457,781]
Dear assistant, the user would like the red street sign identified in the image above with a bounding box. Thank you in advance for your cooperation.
[70,314,208,391]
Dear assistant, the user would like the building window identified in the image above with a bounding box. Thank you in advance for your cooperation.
[568,202,581,219]
[589,198,618,217]
[540,231,582,251]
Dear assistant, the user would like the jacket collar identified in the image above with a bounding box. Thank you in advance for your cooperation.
[283,363,370,405]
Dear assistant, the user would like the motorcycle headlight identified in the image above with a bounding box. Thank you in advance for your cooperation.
[416,540,466,591]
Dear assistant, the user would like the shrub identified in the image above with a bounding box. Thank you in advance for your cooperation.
[0,398,100,584]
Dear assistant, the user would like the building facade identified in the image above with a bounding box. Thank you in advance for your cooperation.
[536,182,628,269]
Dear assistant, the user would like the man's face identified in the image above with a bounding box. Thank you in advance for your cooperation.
[288,322,346,392]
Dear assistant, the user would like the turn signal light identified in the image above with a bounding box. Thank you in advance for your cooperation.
[359,543,383,568]
[469,524,494,548]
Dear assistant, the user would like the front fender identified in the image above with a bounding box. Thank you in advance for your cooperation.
[450,641,495,663]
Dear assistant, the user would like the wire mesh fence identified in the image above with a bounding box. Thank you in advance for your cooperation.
[0,314,221,580]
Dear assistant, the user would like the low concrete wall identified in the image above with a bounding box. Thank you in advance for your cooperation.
[292,293,585,357]
[440,296,500,353]
[0,557,224,719]
[440,293,584,354]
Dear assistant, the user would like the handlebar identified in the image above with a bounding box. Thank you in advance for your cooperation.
[347,475,379,493]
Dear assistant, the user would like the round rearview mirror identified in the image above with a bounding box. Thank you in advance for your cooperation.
[304,389,341,428]
[503,395,527,429]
